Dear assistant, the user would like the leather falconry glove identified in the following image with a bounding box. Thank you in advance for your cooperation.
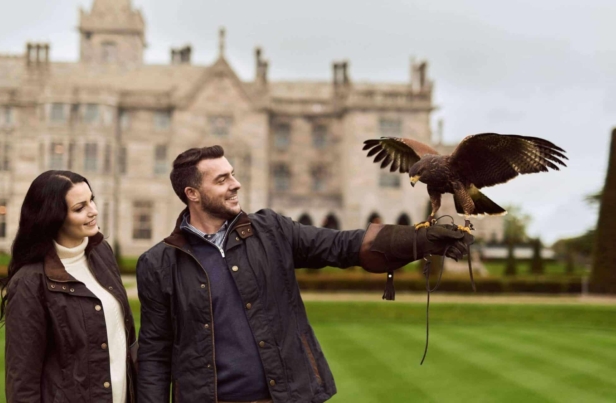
[360,223,474,273]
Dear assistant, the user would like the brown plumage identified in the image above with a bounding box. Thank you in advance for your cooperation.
[362,133,568,226]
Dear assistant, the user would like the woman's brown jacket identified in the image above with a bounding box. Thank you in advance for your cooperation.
[4,232,137,403]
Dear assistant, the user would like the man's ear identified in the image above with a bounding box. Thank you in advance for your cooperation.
[185,187,200,203]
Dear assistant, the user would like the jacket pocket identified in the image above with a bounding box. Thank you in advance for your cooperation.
[300,334,323,385]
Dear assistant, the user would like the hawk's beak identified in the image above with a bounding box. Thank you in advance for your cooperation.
[410,175,420,187]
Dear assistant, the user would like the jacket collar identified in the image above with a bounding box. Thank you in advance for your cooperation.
[44,232,104,282]
[164,208,252,250]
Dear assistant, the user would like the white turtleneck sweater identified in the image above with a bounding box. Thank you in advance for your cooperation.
[54,238,127,403]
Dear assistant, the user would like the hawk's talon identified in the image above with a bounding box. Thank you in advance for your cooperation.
[414,221,431,230]
[457,225,473,234]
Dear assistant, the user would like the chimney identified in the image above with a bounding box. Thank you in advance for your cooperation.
[411,59,428,92]
[332,61,350,87]
[171,45,192,65]
[26,42,50,66]
[255,47,268,85]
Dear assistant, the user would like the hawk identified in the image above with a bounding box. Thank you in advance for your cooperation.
[362,133,567,231]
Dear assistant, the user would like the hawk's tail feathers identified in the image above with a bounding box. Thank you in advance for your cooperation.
[455,187,507,216]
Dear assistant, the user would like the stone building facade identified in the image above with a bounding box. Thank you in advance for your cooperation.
[0,0,503,256]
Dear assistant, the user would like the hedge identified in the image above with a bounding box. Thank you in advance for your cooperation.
[295,273,584,294]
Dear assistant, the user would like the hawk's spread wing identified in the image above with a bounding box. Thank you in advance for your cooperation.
[450,133,568,188]
[362,137,439,173]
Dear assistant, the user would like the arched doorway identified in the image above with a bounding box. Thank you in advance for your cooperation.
[367,212,382,226]
[396,213,411,225]
[298,213,313,226]
[322,214,340,230]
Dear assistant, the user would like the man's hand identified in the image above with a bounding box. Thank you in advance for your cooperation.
[423,224,474,261]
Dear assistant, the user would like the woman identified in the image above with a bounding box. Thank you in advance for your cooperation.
[0,170,136,403]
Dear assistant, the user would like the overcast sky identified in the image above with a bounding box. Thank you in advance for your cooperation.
[1,0,614,244]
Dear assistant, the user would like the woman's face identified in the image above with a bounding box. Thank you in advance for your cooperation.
[56,182,99,248]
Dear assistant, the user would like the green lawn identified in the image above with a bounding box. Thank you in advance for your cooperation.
[2,301,616,402]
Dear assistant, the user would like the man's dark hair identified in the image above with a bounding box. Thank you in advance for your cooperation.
[170,146,225,204]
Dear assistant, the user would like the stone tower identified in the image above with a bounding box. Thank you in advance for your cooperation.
[78,0,145,67]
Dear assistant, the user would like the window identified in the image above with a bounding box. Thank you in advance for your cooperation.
[0,199,6,238]
[312,124,327,149]
[379,117,402,136]
[0,142,10,171]
[50,103,66,123]
[67,142,75,170]
[83,104,99,124]
[311,165,327,192]
[1,107,13,127]
[154,145,167,175]
[133,201,153,240]
[84,143,98,172]
[274,123,290,150]
[379,172,400,188]
[154,110,171,130]
[120,110,130,130]
[102,42,117,63]
[49,142,65,169]
[273,164,290,191]
[118,146,127,175]
[104,144,112,173]
[209,115,233,137]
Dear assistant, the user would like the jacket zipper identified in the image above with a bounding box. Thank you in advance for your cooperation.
[164,242,219,403]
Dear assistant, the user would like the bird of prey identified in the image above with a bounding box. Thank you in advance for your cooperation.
[362,133,567,232]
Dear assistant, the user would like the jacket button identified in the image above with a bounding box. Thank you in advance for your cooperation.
[245,303,252,310]
[207,363,212,369]
[269,379,276,387]
[69,288,75,292]
[101,343,108,350]
[247,228,251,233]
[200,284,206,288]
[62,286,67,290]
[259,341,265,348]
[95,305,102,311]
[50,284,56,289]
[235,237,240,241]
[108,286,113,290]
[232,265,239,272]
[103,382,110,388]
[204,323,209,329]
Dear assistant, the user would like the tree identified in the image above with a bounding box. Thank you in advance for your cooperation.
[530,238,544,275]
[502,205,531,276]
[503,205,531,245]
[590,128,616,293]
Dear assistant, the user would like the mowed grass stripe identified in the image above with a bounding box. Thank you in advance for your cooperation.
[315,323,436,402]
[311,323,384,402]
[387,325,552,403]
[449,326,616,398]
[438,326,614,403]
[506,327,616,368]
[336,324,547,403]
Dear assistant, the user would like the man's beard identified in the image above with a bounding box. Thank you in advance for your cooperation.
[200,189,240,220]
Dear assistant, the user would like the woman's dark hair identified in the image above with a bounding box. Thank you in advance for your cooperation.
[0,170,90,322]
[170,145,224,204]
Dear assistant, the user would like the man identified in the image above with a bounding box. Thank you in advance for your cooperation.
[136,145,472,403]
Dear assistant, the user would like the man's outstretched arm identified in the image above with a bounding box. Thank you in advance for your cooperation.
[136,253,173,402]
